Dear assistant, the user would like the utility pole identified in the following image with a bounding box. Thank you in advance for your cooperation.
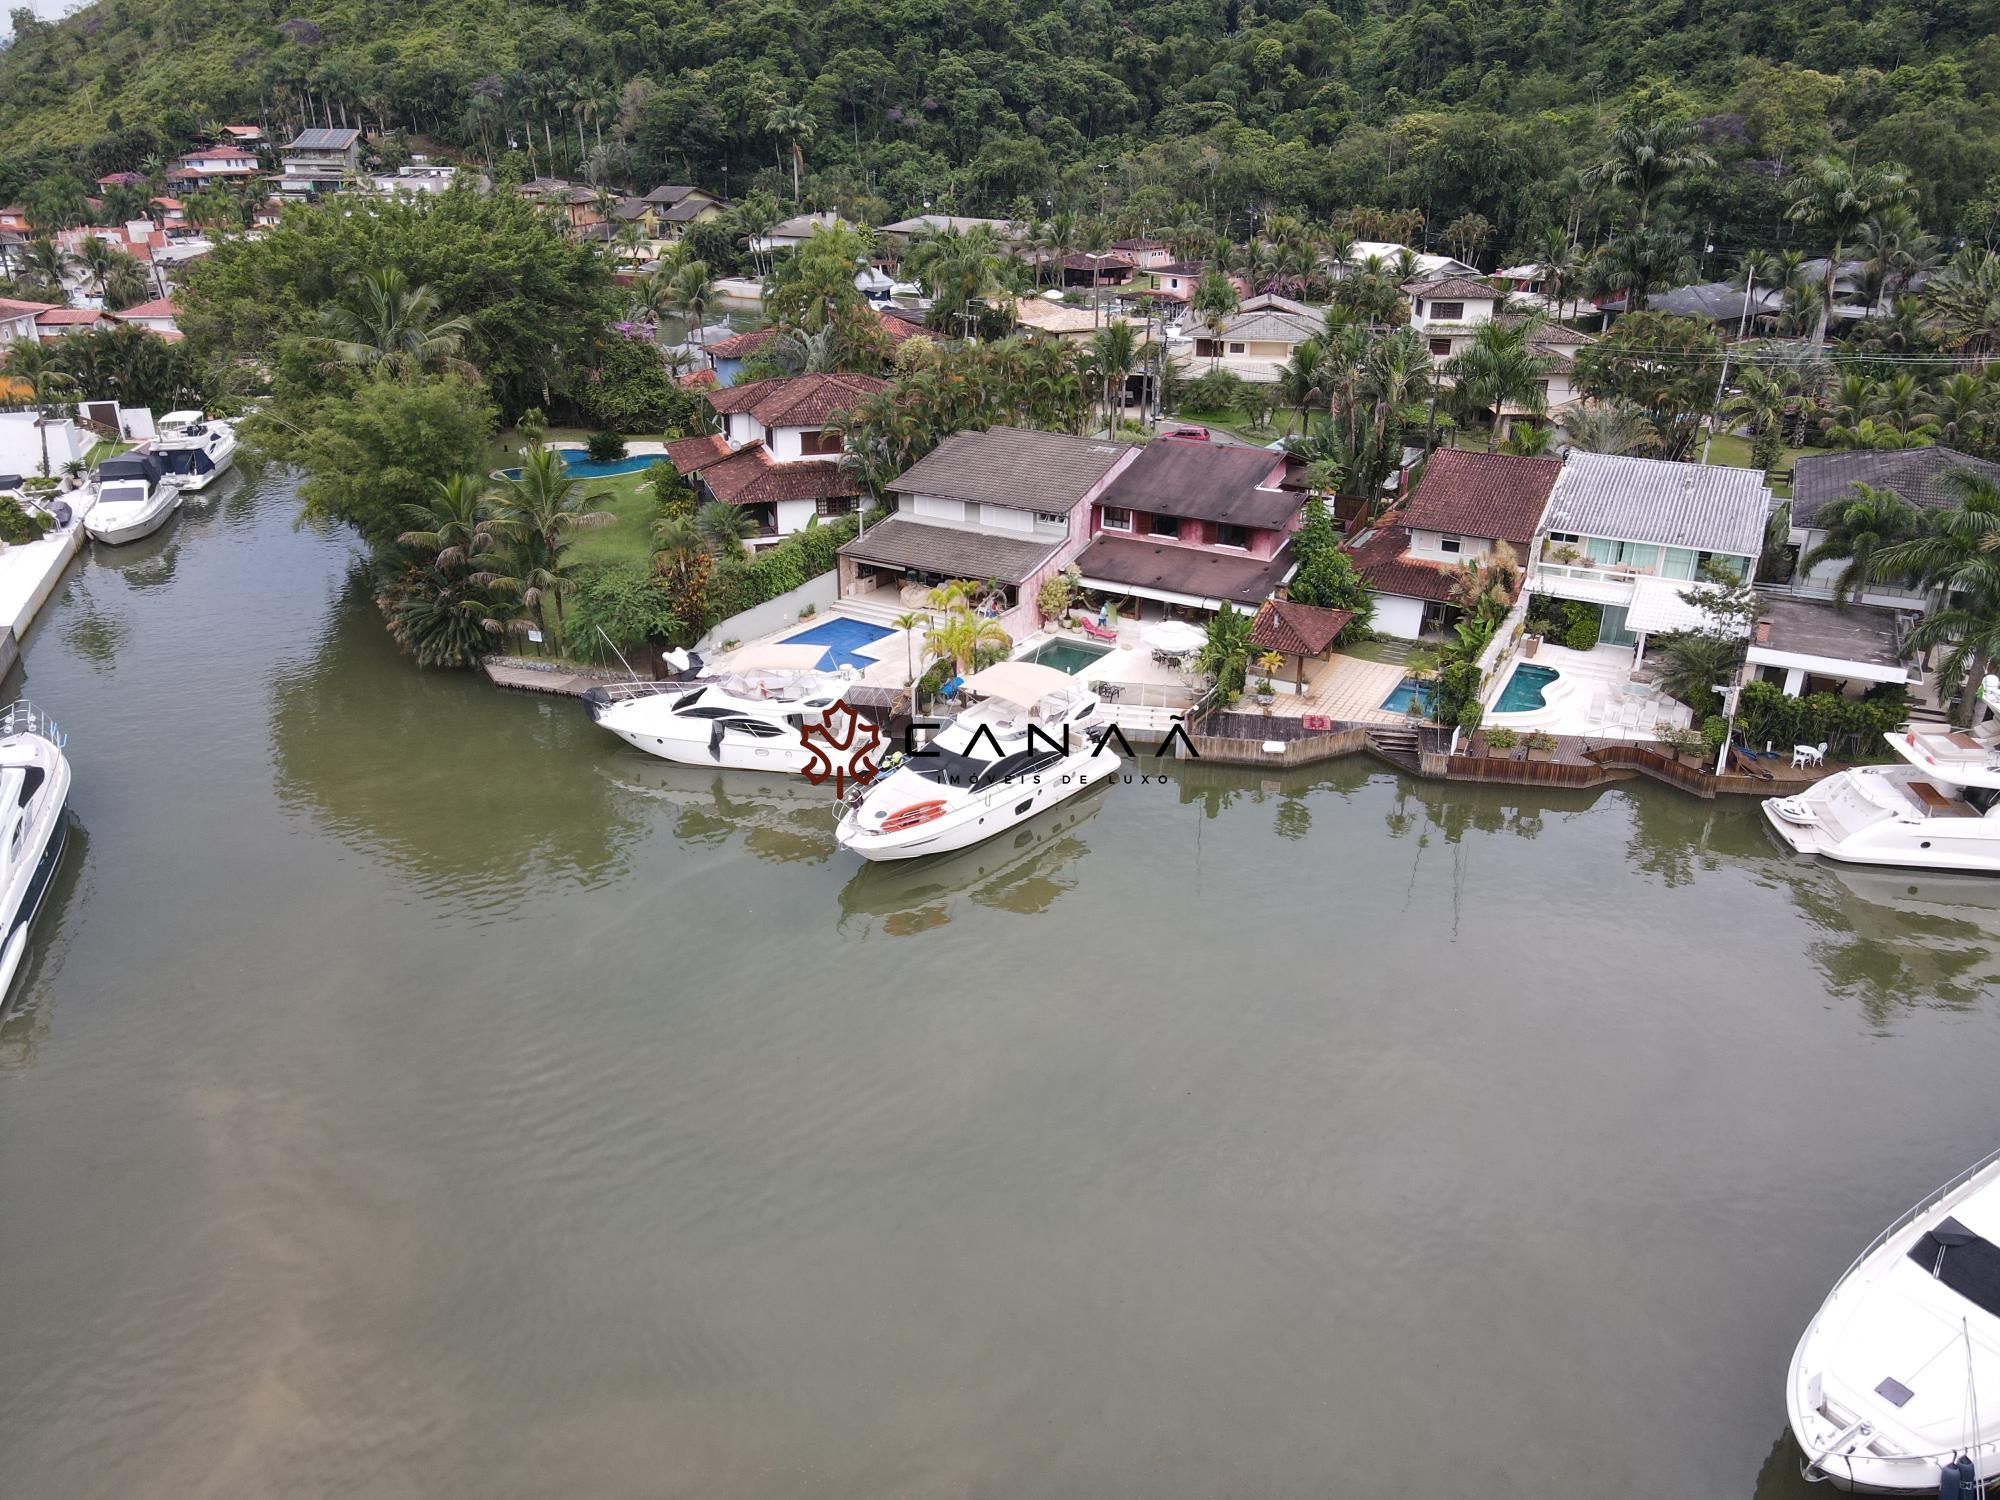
[1701,260,1759,466]
[1712,680,1743,778]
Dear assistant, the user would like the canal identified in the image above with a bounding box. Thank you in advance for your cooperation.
[1,473,1997,1498]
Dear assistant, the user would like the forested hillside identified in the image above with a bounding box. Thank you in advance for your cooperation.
[3,0,2000,256]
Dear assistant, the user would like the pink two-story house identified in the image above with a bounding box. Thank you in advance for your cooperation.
[1072,440,1304,618]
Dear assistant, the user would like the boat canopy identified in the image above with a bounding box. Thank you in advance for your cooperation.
[727,642,828,673]
[160,410,205,427]
[963,660,1075,708]
[98,452,164,486]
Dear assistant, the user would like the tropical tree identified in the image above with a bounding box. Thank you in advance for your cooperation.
[1089,320,1139,436]
[398,473,495,569]
[320,268,475,381]
[1580,112,1715,226]
[481,445,614,643]
[1799,484,1926,601]
[1445,317,1552,451]
[1565,401,1655,456]
[924,606,1009,680]
[1924,248,2000,357]
[1868,472,2000,717]
[1190,270,1238,369]
[1785,156,1913,346]
[765,101,816,202]
[661,259,716,345]
[695,499,758,555]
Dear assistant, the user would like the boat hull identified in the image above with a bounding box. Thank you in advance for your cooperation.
[0,802,68,999]
[837,753,1121,861]
[173,452,234,492]
[1763,797,2000,875]
[86,493,181,545]
[596,717,821,775]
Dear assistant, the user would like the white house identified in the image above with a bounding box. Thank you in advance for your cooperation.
[663,373,888,546]
[750,211,853,254]
[0,296,51,347]
[1335,242,1480,281]
[837,427,1138,642]
[1785,448,2000,610]
[109,297,181,340]
[1183,294,1326,383]
[1407,277,1594,424]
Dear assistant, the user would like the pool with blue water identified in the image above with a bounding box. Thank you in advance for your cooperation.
[1493,663,1559,713]
[1378,678,1437,716]
[781,616,895,671]
[496,452,666,481]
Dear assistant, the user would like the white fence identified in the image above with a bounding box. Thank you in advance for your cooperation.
[695,571,840,651]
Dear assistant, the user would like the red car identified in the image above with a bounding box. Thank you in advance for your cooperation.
[1161,425,1210,442]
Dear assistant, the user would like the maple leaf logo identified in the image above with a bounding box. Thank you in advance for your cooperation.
[799,699,883,797]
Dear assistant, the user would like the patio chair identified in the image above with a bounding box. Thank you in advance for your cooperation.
[1586,693,1610,726]
[1080,619,1117,643]
[1792,742,1828,769]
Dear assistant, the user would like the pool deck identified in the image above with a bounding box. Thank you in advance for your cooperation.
[1260,655,1411,726]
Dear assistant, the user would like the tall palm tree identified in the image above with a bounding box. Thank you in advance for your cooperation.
[1868,472,2000,717]
[1190,270,1238,370]
[21,237,68,301]
[68,235,118,302]
[0,341,79,476]
[764,101,815,202]
[924,607,1010,680]
[1090,320,1139,436]
[1276,337,1329,434]
[1786,155,1914,347]
[398,473,495,569]
[1539,227,1589,324]
[1445,317,1553,451]
[1801,484,1926,601]
[1592,227,1696,319]
[1562,401,1656,456]
[662,259,715,345]
[891,610,928,686]
[695,499,757,555]
[1579,113,1715,226]
[481,446,614,643]
[320,268,475,381]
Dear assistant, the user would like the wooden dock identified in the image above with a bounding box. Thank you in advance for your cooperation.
[481,658,624,697]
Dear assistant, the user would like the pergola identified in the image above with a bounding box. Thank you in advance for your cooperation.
[1247,599,1354,692]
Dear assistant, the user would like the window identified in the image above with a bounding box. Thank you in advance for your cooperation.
[1546,531,1579,544]
[1216,523,1249,550]
[1438,534,1463,554]
[814,497,855,518]
[1149,512,1181,538]
[1100,506,1133,532]
[1428,337,1453,357]
[1228,342,1246,354]
[1035,510,1068,526]
[1430,301,1464,320]
[797,430,842,457]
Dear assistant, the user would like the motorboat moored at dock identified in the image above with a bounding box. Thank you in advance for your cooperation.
[149,411,238,493]
[582,642,860,774]
[84,451,182,545]
[0,701,71,999]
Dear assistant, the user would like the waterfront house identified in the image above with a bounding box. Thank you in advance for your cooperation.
[1784,448,2000,611]
[165,145,261,190]
[1351,448,1563,639]
[1744,594,1920,699]
[637,185,727,239]
[517,178,605,233]
[1184,295,1326,383]
[837,427,1137,640]
[1072,439,1302,617]
[0,297,52,347]
[277,128,361,200]
[662,372,887,546]
[750,211,853,255]
[1530,452,1772,654]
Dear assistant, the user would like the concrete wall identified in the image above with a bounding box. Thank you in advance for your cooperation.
[1373,593,1428,640]
[695,570,840,651]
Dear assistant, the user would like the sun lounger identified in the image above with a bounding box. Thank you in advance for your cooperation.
[1080,619,1117,642]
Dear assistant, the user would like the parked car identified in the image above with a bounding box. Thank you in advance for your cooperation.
[1161,425,1210,443]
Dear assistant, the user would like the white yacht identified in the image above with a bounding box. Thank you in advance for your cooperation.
[583,643,862,774]
[1789,1149,2000,1493]
[150,411,237,492]
[836,661,1122,862]
[1765,681,2000,875]
[0,702,72,999]
[84,451,182,545]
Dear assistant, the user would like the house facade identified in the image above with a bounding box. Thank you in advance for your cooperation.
[1784,448,2000,610]
[1072,439,1302,616]
[1407,277,1592,421]
[837,427,1137,641]
[662,373,887,545]
[0,297,51,347]
[110,297,181,339]
[277,128,361,199]
[1529,453,1771,652]
[1350,448,1563,639]
[166,145,262,189]
[1111,238,1175,270]
[1184,294,1325,383]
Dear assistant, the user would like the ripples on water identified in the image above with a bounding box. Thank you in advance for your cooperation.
[1,472,1998,1498]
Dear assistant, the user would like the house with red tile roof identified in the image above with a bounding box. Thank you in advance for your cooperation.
[662,373,888,545]
[0,296,56,347]
[34,307,114,339]
[111,297,181,339]
[165,145,262,189]
[1349,448,1562,638]
[702,312,920,387]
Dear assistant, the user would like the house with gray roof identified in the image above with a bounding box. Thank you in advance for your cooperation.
[1530,453,1774,650]
[278,128,361,199]
[836,428,1138,641]
[1783,447,2000,610]
[1183,301,1326,383]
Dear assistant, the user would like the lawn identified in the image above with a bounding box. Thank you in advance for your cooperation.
[487,429,663,572]
[1166,406,1286,444]
[1699,431,1825,495]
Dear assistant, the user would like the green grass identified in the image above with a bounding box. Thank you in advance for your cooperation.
[1167,406,1284,444]
[1699,431,1826,496]
[564,467,661,571]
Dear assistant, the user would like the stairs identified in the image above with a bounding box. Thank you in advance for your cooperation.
[1366,724,1423,771]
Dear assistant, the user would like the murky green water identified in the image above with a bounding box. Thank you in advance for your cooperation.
[2,474,1997,1498]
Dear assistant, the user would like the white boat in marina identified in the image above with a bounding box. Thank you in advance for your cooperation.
[836,660,1121,862]
[83,451,182,545]
[582,642,864,774]
[1764,680,2000,875]
[0,701,72,999]
[150,411,237,492]
[1789,1149,2000,1493]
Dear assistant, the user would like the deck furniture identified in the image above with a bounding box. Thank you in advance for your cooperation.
[1079,619,1117,643]
[1792,742,1828,769]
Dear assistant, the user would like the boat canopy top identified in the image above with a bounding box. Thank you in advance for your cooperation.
[963,660,1076,710]
[98,451,164,486]
[726,642,827,673]
[1889,729,2000,791]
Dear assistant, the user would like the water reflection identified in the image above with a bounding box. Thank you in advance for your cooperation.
[1751,1428,1817,1498]
[837,784,1108,935]
[602,757,839,864]
[0,816,90,1073]
[269,572,647,915]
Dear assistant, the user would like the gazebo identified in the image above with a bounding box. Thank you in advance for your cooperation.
[1247,599,1353,694]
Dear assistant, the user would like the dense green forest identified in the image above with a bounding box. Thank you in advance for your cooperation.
[4,0,2000,258]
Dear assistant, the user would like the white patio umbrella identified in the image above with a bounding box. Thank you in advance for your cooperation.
[1141,621,1207,654]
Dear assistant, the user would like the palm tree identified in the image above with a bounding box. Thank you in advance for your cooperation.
[321,269,475,381]
[1445,317,1553,451]
[482,446,614,644]
[398,473,494,569]
[1924,248,2000,357]
[695,499,757,555]
[21,238,68,301]
[1786,155,1914,347]
[1800,484,1926,601]
[1579,113,1715,226]
[1720,368,1792,467]
[1090,320,1139,436]
[0,341,79,476]
[1539,227,1589,324]
[662,259,715,345]
[1868,472,2000,717]
[68,236,118,302]
[1276,337,1328,434]
[924,607,1010,680]
[1592,227,1696,319]
[765,101,815,202]
[1190,270,1238,369]
[891,610,927,685]
[1563,401,1657,456]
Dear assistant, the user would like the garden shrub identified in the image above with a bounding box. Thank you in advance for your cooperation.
[0,496,53,544]
[585,430,627,462]
[566,563,680,663]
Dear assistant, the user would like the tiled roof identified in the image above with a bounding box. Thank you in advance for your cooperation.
[111,297,178,319]
[1403,275,1502,301]
[704,325,775,360]
[1060,252,1134,272]
[1791,446,2000,527]
[699,444,859,505]
[1249,598,1353,656]
[664,434,730,474]
[889,427,1133,510]
[1401,449,1561,548]
[35,308,103,325]
[1214,308,1321,344]
[1348,526,1456,603]
[641,184,704,205]
[839,515,1059,584]
[706,372,888,428]
[0,297,57,317]
[1097,440,1297,528]
[1074,535,1296,605]
[1541,453,1773,559]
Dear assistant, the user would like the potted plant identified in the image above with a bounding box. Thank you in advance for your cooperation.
[797,603,816,620]
[1456,701,1485,756]
[1254,677,1275,708]
[1549,543,1581,565]
[1524,730,1557,762]
[1253,651,1284,701]
[1655,722,1704,765]
[1484,727,1518,758]
[1522,632,1542,658]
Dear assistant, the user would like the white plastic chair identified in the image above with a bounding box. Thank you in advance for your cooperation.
[1793,742,1827,769]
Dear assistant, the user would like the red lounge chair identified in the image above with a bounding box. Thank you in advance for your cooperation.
[1080,619,1117,642]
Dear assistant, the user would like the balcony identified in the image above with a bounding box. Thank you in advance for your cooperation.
[1527,559,1643,606]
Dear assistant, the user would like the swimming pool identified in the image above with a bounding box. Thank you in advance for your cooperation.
[1378,678,1438,716]
[1020,638,1112,675]
[495,452,666,481]
[781,616,895,671]
[1493,662,1560,714]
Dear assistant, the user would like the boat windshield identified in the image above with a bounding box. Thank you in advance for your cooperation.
[97,481,150,505]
